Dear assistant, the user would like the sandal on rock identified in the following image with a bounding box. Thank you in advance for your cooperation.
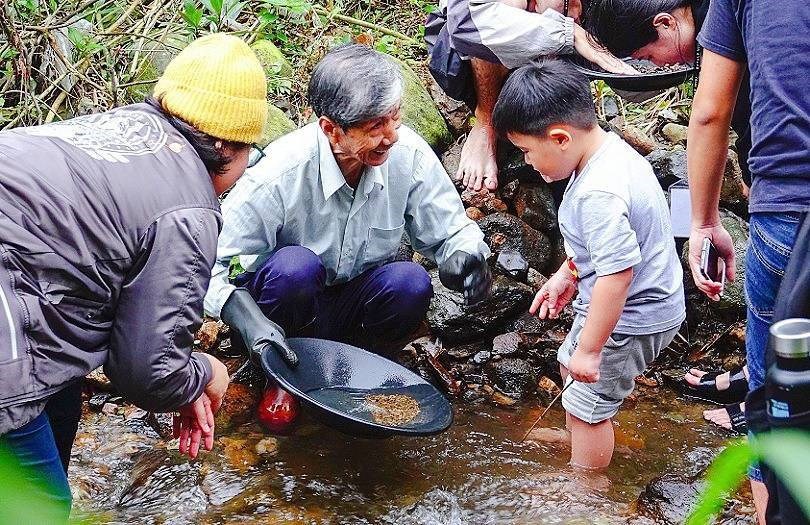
[720,403,748,435]
[681,368,748,405]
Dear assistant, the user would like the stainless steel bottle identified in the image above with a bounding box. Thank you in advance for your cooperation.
[766,318,810,421]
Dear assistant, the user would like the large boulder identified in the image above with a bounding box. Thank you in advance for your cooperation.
[396,59,452,151]
[661,123,688,146]
[497,147,539,185]
[477,213,552,272]
[427,270,534,343]
[513,182,557,233]
[636,473,702,524]
[646,147,687,188]
[257,103,297,147]
[720,149,748,213]
[251,39,294,94]
[127,34,190,100]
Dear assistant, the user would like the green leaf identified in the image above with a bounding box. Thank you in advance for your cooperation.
[263,0,312,15]
[228,256,246,280]
[183,0,203,28]
[686,439,752,525]
[753,431,810,519]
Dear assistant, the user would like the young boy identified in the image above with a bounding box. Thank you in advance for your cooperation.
[493,60,685,469]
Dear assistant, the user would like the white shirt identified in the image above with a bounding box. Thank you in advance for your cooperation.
[203,123,489,317]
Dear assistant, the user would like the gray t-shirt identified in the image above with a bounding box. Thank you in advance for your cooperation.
[558,132,685,335]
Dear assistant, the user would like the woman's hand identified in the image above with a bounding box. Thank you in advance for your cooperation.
[200,352,230,413]
[173,392,215,459]
[573,24,639,75]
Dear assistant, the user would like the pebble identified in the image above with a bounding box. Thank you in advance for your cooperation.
[255,437,279,456]
[472,350,491,365]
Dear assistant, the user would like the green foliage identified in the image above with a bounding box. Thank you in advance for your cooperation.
[0,444,96,523]
[263,0,313,16]
[228,256,246,280]
[67,27,102,58]
[688,431,810,525]
[182,0,204,31]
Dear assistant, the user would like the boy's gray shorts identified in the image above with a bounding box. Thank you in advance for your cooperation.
[557,315,680,424]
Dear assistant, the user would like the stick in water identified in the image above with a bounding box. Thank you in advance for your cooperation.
[520,380,574,442]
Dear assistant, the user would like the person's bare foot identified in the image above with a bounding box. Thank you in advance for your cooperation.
[525,426,571,444]
[704,402,745,431]
[683,366,749,391]
[456,123,498,191]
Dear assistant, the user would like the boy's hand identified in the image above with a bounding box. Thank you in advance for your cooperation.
[567,347,602,383]
[530,271,577,319]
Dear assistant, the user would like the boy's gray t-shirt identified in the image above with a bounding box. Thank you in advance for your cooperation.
[558,132,685,335]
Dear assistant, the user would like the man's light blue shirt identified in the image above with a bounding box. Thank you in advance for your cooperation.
[204,123,489,317]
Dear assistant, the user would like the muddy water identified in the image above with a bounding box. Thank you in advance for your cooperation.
[69,390,750,524]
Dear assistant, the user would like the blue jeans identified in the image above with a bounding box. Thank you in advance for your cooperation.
[0,412,72,521]
[744,212,802,481]
[234,246,433,352]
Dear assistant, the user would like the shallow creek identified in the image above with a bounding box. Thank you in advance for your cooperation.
[70,389,753,524]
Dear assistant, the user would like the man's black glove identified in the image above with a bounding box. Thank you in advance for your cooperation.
[439,251,493,305]
[220,288,299,367]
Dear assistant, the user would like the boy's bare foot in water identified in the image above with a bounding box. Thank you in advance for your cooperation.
[456,123,499,191]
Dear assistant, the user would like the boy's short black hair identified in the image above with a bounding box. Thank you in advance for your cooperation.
[492,59,597,137]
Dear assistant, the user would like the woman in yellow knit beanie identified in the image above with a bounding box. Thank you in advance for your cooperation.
[0,33,266,521]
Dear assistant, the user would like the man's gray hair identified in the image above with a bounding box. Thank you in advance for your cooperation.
[308,44,403,129]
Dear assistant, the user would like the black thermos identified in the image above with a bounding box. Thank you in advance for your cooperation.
[766,318,810,424]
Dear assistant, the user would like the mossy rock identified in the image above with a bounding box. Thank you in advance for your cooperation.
[258,103,297,148]
[395,58,452,152]
[127,34,191,101]
[251,39,294,94]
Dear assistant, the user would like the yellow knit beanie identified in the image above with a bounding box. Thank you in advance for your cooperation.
[154,33,267,144]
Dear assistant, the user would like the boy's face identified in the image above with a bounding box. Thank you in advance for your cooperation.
[507,130,577,183]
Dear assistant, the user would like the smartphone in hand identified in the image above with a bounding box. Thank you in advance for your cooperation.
[700,237,726,288]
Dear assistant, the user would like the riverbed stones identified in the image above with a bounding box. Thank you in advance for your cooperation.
[215,383,260,432]
[486,357,536,398]
[496,250,529,282]
[513,182,557,233]
[646,147,687,188]
[461,188,508,214]
[477,213,551,272]
[427,271,535,343]
[396,59,453,151]
[636,473,701,523]
[492,332,527,357]
[619,124,657,156]
[195,320,221,352]
[720,149,747,211]
[661,123,688,145]
[251,39,294,88]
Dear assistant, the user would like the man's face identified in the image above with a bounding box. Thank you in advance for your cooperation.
[507,130,576,183]
[531,0,582,22]
[336,105,402,167]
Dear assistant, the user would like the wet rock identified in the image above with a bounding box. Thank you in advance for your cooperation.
[220,436,261,472]
[492,332,527,357]
[513,183,557,233]
[101,403,118,416]
[215,383,261,432]
[500,179,520,202]
[255,437,279,456]
[472,350,491,365]
[257,103,297,148]
[619,125,657,156]
[489,390,518,407]
[195,320,221,352]
[536,376,562,403]
[397,59,453,151]
[496,250,529,282]
[466,207,485,221]
[658,109,680,123]
[440,137,463,178]
[497,148,539,186]
[461,188,508,214]
[146,412,174,439]
[636,473,702,524]
[601,95,620,120]
[89,393,111,412]
[486,357,536,398]
[646,147,687,188]
[662,123,689,145]
[477,213,551,272]
[427,271,535,343]
[85,368,114,392]
[413,252,438,271]
[428,77,472,135]
[526,268,548,292]
[446,341,486,360]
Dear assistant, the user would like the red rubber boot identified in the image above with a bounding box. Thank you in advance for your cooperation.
[256,383,299,433]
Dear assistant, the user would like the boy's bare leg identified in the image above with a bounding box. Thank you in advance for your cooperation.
[751,480,768,524]
[569,414,615,470]
[456,58,509,191]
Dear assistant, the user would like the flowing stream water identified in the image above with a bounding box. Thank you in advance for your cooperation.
[70,388,753,524]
